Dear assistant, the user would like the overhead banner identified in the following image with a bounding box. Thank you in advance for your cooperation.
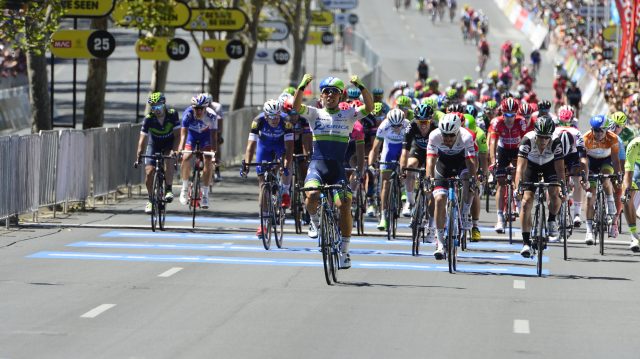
[310,11,334,26]
[184,8,248,31]
[62,0,115,17]
[112,1,191,27]
[50,30,116,59]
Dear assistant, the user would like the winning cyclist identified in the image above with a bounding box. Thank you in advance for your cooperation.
[136,92,181,213]
[369,108,411,230]
[241,99,294,239]
[293,74,374,269]
[515,115,566,257]
[178,93,218,209]
[426,112,478,259]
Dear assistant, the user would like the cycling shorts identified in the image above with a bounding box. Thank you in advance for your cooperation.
[496,147,519,176]
[304,159,352,200]
[434,153,468,189]
[144,142,173,166]
[522,160,558,191]
[588,156,614,175]
[256,144,285,175]
[380,143,403,171]
[409,147,427,167]
[564,152,581,172]
[184,143,212,152]
[633,163,640,190]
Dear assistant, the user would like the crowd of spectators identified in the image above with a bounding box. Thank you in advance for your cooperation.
[0,41,27,78]
[518,0,640,126]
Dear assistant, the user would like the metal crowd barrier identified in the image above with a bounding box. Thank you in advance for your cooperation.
[220,106,262,166]
[346,31,382,90]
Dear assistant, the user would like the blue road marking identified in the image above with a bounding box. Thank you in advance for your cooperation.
[68,241,546,262]
[27,251,549,276]
[101,231,525,250]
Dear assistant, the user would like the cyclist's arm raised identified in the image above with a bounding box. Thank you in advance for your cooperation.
[283,122,294,174]
[351,75,374,114]
[293,74,313,113]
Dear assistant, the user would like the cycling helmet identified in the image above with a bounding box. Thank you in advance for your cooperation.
[519,101,533,117]
[263,99,282,115]
[446,88,458,99]
[372,87,384,96]
[347,87,361,99]
[516,84,526,93]
[422,97,438,108]
[590,115,607,130]
[396,95,412,108]
[465,104,478,117]
[191,93,209,107]
[534,115,555,136]
[484,99,498,111]
[558,105,574,123]
[428,78,439,87]
[278,93,293,112]
[439,113,462,135]
[319,76,345,91]
[415,103,434,119]
[404,88,416,98]
[522,66,529,74]
[464,92,477,104]
[609,111,628,127]
[449,79,458,87]
[463,75,473,83]
[537,100,552,111]
[501,97,519,113]
[387,108,406,126]
[447,103,465,113]
[419,56,426,63]
[528,102,538,113]
[148,91,166,104]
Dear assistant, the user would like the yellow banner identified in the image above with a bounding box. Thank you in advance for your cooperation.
[306,31,323,45]
[62,0,115,17]
[50,30,93,59]
[199,39,230,60]
[310,11,333,26]
[135,37,170,61]
[184,8,247,31]
[112,1,191,27]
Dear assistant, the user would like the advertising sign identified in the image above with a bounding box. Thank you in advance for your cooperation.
[50,30,116,59]
[135,37,171,61]
[184,8,248,31]
[62,0,115,17]
[199,39,246,59]
[320,0,358,10]
[112,1,191,27]
[310,11,334,26]
[254,48,290,65]
[260,21,290,41]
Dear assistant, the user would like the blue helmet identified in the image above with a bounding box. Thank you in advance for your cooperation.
[415,103,434,119]
[372,87,384,96]
[191,93,209,107]
[437,94,446,109]
[347,87,361,99]
[590,115,607,129]
[319,76,345,91]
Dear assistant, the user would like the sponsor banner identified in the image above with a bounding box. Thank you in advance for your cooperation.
[183,8,248,31]
[320,0,358,10]
[135,37,170,61]
[62,0,114,17]
[310,11,334,26]
[260,21,290,41]
[199,39,229,59]
[112,1,191,27]
[50,30,117,59]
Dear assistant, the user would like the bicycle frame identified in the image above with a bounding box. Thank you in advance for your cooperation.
[588,173,617,255]
[181,144,216,229]
[379,161,402,240]
[136,153,176,232]
[244,159,285,250]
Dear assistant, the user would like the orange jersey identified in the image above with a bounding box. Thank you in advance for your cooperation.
[583,130,619,159]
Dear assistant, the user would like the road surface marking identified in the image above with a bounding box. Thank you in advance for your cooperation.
[514,319,530,334]
[158,267,183,277]
[81,304,116,318]
[513,280,526,289]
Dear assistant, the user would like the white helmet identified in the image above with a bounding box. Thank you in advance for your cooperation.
[278,93,293,104]
[464,92,476,103]
[263,99,282,116]
[439,113,462,135]
[387,108,406,126]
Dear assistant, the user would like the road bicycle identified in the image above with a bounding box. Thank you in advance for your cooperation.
[442,176,467,273]
[379,161,402,240]
[242,159,286,250]
[134,153,177,232]
[345,167,366,236]
[503,166,519,245]
[302,182,349,285]
[291,154,309,234]
[181,143,216,229]
[405,167,431,256]
[588,173,619,256]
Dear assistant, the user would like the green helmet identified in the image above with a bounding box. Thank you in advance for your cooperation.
[484,99,498,110]
[464,114,476,130]
[319,76,345,91]
[446,88,458,99]
[422,97,438,108]
[283,86,296,95]
[609,111,628,127]
[463,75,473,83]
[396,95,412,108]
[148,92,165,104]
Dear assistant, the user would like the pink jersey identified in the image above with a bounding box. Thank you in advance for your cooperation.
[350,119,365,143]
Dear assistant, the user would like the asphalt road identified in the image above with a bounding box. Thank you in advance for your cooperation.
[2,1,640,358]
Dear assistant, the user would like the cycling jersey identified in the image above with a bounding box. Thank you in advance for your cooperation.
[141,108,180,147]
[470,126,488,154]
[553,125,586,157]
[249,113,293,174]
[404,121,436,151]
[427,127,476,160]
[344,120,365,166]
[517,131,563,166]
[182,107,218,150]
[625,137,640,172]
[618,127,635,147]
[489,116,526,150]
[583,130,619,159]
[299,104,368,161]
[376,118,411,170]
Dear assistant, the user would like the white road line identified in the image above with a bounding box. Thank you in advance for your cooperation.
[158,267,183,277]
[80,304,116,318]
[513,319,530,334]
[513,280,526,289]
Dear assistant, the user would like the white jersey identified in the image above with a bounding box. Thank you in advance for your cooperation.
[517,131,564,165]
[427,128,477,160]
[553,125,584,156]
[376,119,411,161]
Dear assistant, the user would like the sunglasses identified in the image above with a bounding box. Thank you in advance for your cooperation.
[266,114,280,120]
[504,112,516,118]
[391,124,404,128]
[416,119,431,124]
[193,106,205,111]
[322,88,341,95]
[151,104,164,111]
[443,133,457,138]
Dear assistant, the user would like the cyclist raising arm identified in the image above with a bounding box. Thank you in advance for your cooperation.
[293,73,373,269]
[136,92,181,213]
[178,93,218,209]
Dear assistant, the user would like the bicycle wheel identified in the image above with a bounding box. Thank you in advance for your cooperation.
[411,191,424,256]
[561,200,568,260]
[355,183,365,236]
[191,169,200,229]
[537,203,546,277]
[507,183,513,245]
[292,182,302,234]
[447,200,456,273]
[275,191,285,249]
[386,177,396,241]
[392,179,400,239]
[259,183,273,250]
[156,173,166,231]
[320,206,334,285]
[330,219,340,283]
[598,192,606,255]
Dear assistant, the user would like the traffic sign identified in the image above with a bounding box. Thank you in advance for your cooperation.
[321,0,358,10]
[310,11,334,26]
[348,13,359,25]
[260,21,290,41]
[51,30,116,59]
[62,0,115,17]
[87,30,116,58]
[334,12,358,25]
[167,38,190,61]
[135,37,171,61]
[184,8,248,31]
[226,40,245,59]
[112,0,191,27]
[254,48,290,65]
[321,31,334,45]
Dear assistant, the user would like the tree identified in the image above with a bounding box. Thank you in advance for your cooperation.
[275,0,311,85]
[0,0,64,133]
[231,0,265,110]
[82,16,108,129]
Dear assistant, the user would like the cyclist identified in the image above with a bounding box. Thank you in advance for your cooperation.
[136,92,181,213]
[515,115,566,257]
[530,48,541,77]
[500,40,512,68]
[583,115,621,244]
[205,93,225,182]
[426,112,478,259]
[621,137,640,251]
[347,87,361,102]
[369,108,411,229]
[417,57,429,82]
[178,93,218,209]
[463,105,488,241]
[477,34,490,75]
[241,99,294,239]
[565,80,582,118]
[293,74,374,269]
[554,106,590,229]
[511,43,525,78]
[489,98,526,232]
[400,103,437,239]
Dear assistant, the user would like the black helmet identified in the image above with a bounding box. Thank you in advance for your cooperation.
[534,114,555,136]
[447,103,465,113]
[537,100,552,111]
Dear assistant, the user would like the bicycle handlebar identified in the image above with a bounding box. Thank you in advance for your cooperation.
[134,153,177,169]
[301,183,348,192]
[180,150,216,157]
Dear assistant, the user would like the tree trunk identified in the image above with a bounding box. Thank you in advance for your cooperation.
[82,17,108,129]
[209,59,229,102]
[231,0,264,110]
[146,60,170,113]
[289,0,311,85]
[27,49,51,133]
